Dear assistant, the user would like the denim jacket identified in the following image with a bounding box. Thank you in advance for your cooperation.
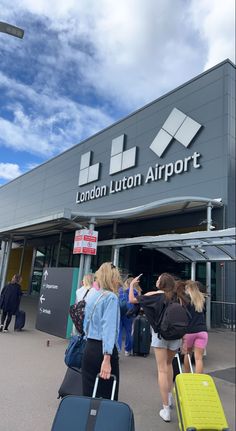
[83,287,120,355]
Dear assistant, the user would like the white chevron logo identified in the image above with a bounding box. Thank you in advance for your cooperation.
[109,134,136,175]
[150,108,202,157]
[78,151,100,186]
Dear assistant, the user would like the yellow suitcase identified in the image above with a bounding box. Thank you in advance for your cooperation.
[174,355,229,431]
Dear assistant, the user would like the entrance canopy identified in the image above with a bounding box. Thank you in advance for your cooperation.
[98,228,236,262]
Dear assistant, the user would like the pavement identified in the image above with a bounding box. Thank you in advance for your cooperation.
[0,295,235,431]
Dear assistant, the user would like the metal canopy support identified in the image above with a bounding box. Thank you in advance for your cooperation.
[191,262,196,280]
[113,247,121,266]
[0,237,13,292]
[19,238,27,275]
[206,203,212,329]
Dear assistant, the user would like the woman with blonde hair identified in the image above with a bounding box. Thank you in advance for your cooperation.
[82,262,122,400]
[183,280,208,374]
[75,273,94,304]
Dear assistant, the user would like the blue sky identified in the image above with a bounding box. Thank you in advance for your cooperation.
[0,0,235,186]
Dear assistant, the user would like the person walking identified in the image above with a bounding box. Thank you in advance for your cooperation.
[182,280,208,374]
[129,272,183,423]
[0,274,23,332]
[82,262,122,400]
[118,276,141,356]
[75,273,95,303]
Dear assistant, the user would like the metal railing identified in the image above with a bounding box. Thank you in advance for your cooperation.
[211,301,236,331]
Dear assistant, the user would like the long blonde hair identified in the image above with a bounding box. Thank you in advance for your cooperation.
[82,273,94,289]
[95,262,122,293]
[185,280,205,312]
[124,277,142,295]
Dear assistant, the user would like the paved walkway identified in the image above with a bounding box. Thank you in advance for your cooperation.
[0,296,235,431]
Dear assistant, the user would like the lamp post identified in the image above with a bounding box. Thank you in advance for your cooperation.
[0,21,24,39]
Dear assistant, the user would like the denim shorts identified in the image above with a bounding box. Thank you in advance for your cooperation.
[151,330,182,351]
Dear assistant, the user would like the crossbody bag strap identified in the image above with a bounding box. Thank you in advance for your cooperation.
[85,292,106,334]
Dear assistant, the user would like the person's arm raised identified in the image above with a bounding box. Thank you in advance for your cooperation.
[129,275,142,303]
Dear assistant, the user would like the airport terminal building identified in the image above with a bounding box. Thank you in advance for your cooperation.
[0,59,235,329]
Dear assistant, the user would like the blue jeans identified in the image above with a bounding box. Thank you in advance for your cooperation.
[118,316,133,352]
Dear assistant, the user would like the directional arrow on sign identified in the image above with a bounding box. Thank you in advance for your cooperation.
[40,294,46,304]
[43,270,49,280]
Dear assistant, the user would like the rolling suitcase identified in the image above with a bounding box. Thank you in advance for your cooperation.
[174,354,229,431]
[14,310,26,331]
[132,314,151,356]
[51,374,135,431]
[58,367,83,399]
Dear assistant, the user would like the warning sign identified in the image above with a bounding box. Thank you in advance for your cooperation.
[73,229,98,255]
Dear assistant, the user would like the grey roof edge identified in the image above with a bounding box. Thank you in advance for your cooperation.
[71,196,223,220]
[0,197,223,235]
[1,60,235,190]
[0,209,72,235]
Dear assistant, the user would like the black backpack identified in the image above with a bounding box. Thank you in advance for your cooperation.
[157,301,191,340]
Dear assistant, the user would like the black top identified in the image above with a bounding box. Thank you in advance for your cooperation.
[0,282,22,314]
[186,303,207,333]
[137,293,165,332]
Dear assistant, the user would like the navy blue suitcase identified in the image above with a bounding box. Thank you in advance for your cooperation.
[51,375,135,431]
[132,314,151,356]
[14,310,26,331]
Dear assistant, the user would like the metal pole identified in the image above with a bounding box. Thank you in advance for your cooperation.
[191,262,196,280]
[0,21,24,38]
[0,241,7,287]
[83,217,96,275]
[77,253,85,290]
[206,202,212,329]
[0,237,13,291]
[19,238,27,274]
[113,247,120,266]
[55,232,63,267]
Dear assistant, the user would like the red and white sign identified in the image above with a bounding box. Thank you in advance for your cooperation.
[73,229,98,255]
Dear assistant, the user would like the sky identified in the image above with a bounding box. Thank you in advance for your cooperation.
[0,0,235,186]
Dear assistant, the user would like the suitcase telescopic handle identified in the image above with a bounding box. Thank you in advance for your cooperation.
[92,374,117,400]
[175,352,193,373]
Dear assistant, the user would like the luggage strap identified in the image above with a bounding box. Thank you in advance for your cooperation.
[86,398,101,431]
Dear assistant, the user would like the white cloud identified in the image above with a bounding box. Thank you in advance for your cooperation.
[189,0,235,69]
[0,71,114,157]
[0,163,23,180]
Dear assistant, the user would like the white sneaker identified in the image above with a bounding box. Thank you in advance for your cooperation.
[168,392,173,408]
[159,407,171,422]
[124,351,131,357]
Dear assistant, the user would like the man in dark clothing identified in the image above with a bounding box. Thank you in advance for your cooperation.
[0,274,22,332]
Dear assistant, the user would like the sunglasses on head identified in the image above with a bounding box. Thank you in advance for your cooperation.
[110,263,116,269]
